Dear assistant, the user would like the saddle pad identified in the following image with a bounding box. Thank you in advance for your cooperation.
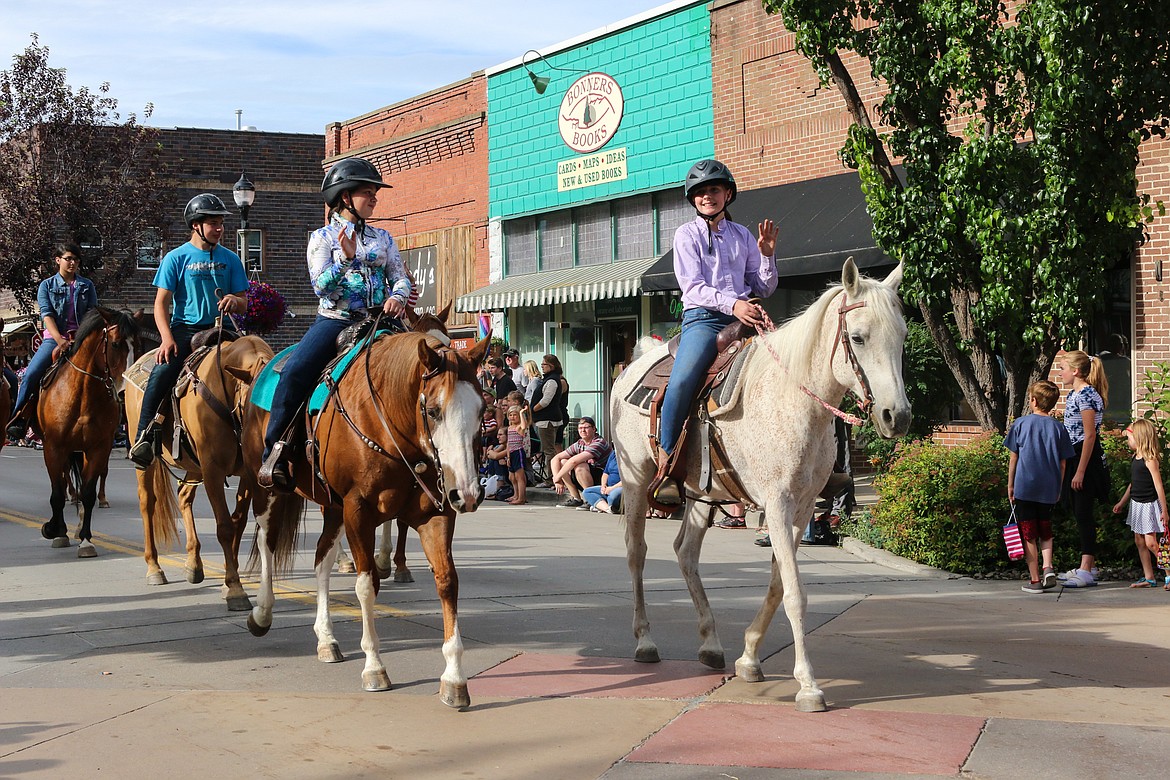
[250,331,396,414]
[623,341,755,419]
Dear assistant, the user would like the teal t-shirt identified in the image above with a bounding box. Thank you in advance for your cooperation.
[153,242,248,327]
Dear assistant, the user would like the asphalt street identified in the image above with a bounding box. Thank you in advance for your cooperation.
[2,443,1169,779]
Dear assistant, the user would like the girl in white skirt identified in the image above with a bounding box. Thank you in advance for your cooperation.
[1112,419,1168,588]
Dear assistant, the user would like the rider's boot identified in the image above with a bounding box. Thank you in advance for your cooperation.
[129,415,163,469]
[6,415,26,442]
[259,441,294,493]
[648,447,682,508]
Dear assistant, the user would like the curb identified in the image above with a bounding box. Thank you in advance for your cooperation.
[841,536,956,579]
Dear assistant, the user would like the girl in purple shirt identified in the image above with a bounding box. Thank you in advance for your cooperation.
[651,160,778,506]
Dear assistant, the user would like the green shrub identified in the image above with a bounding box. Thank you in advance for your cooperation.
[843,429,1139,574]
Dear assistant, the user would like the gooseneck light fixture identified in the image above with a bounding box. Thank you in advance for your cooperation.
[521,49,589,95]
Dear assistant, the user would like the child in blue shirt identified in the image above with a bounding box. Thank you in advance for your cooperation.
[1005,380,1076,593]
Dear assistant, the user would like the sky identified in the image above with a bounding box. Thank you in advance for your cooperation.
[1,0,674,135]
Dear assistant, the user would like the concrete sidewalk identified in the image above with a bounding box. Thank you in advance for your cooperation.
[1,449,1167,779]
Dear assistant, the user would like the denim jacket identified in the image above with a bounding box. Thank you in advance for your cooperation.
[37,273,98,334]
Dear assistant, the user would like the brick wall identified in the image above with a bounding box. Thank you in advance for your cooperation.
[1133,136,1170,410]
[327,75,489,326]
[102,127,325,351]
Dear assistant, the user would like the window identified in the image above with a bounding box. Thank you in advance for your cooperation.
[77,225,104,270]
[237,229,263,273]
[135,228,163,270]
[575,202,612,266]
[540,212,573,271]
[504,217,537,276]
[615,194,653,261]
[402,245,437,313]
[655,191,693,255]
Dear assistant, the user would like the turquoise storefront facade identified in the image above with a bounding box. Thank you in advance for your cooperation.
[473,0,715,436]
[488,2,714,220]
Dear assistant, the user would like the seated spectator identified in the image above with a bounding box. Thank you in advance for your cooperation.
[551,417,611,510]
[582,448,622,513]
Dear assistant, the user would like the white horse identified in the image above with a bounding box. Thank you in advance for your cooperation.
[610,258,910,712]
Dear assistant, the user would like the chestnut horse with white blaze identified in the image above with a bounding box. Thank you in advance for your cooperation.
[241,329,489,709]
[610,259,910,712]
[36,307,142,556]
[124,335,273,607]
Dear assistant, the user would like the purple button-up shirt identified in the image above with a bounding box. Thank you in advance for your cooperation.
[673,216,778,315]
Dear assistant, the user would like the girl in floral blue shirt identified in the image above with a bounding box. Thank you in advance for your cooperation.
[1057,349,1110,587]
[260,158,412,491]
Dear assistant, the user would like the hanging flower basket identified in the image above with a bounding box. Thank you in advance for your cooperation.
[243,281,288,335]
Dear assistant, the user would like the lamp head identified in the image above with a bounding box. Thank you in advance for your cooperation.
[527,69,549,94]
[232,172,256,208]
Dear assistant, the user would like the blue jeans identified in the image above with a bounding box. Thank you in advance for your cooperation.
[4,365,19,417]
[263,315,351,458]
[583,485,623,511]
[136,322,226,437]
[12,337,58,414]
[658,308,736,454]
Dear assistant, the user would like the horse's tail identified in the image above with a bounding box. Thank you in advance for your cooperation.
[145,458,181,551]
[245,492,304,579]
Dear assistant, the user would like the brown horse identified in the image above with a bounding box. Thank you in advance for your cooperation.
[123,335,273,609]
[36,307,141,556]
[241,329,488,708]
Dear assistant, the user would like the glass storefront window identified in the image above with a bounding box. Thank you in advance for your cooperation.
[655,191,693,255]
[505,217,537,276]
[616,194,653,261]
[649,293,683,340]
[540,212,573,271]
[576,202,612,266]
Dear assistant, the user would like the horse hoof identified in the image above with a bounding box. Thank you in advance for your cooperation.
[393,570,414,583]
[42,523,60,541]
[699,650,726,670]
[318,643,344,663]
[226,595,252,612]
[735,659,764,683]
[50,535,71,549]
[439,681,471,710]
[77,541,97,559]
[634,646,661,664]
[246,614,270,637]
[796,692,828,713]
[146,571,168,586]
[99,500,110,509]
[376,565,392,581]
[374,554,393,574]
[337,559,356,574]
[185,567,205,585]
[362,670,392,691]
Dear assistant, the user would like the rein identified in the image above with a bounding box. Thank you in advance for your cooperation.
[63,325,119,398]
[753,291,873,426]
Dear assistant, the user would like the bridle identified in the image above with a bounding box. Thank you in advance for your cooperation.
[63,323,128,399]
[755,290,875,426]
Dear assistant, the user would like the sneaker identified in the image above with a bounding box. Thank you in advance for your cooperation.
[576,502,593,511]
[1057,567,1100,582]
[557,497,584,509]
[1021,581,1046,594]
[1062,570,1097,588]
[1042,568,1057,589]
[754,534,772,547]
[714,516,747,529]
[128,435,155,469]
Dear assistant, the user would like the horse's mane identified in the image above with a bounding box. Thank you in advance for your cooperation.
[761,274,902,383]
[67,307,140,357]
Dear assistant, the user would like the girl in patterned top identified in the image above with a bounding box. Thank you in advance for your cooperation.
[259,157,413,491]
[1056,349,1111,587]
[504,405,530,505]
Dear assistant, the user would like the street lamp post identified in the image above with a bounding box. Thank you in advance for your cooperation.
[233,172,257,272]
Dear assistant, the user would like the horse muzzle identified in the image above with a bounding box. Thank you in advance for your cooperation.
[873,404,912,439]
[448,484,483,513]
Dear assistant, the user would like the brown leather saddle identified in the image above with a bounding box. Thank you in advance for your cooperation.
[636,318,757,512]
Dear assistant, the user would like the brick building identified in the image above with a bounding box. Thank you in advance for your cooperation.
[323,75,488,341]
[105,127,325,350]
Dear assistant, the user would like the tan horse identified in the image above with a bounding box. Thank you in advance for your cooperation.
[36,307,142,556]
[123,335,273,609]
[241,330,488,708]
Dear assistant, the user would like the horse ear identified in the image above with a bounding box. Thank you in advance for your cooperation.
[464,334,491,365]
[841,256,860,297]
[417,338,444,373]
[882,262,904,292]
[403,307,419,327]
[437,301,452,323]
[132,309,145,324]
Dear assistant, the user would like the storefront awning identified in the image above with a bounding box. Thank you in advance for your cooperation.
[641,171,895,293]
[2,320,36,337]
[456,256,659,312]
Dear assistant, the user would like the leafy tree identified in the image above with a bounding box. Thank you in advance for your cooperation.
[764,0,1170,431]
[0,35,167,309]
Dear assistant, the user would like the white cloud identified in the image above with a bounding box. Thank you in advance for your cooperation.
[0,0,671,133]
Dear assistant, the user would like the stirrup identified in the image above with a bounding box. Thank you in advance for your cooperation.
[259,442,294,492]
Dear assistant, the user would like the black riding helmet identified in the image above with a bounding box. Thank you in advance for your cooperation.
[684,160,737,206]
[183,193,233,228]
[321,158,389,208]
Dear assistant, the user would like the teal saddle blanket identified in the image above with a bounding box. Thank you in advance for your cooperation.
[251,333,392,415]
